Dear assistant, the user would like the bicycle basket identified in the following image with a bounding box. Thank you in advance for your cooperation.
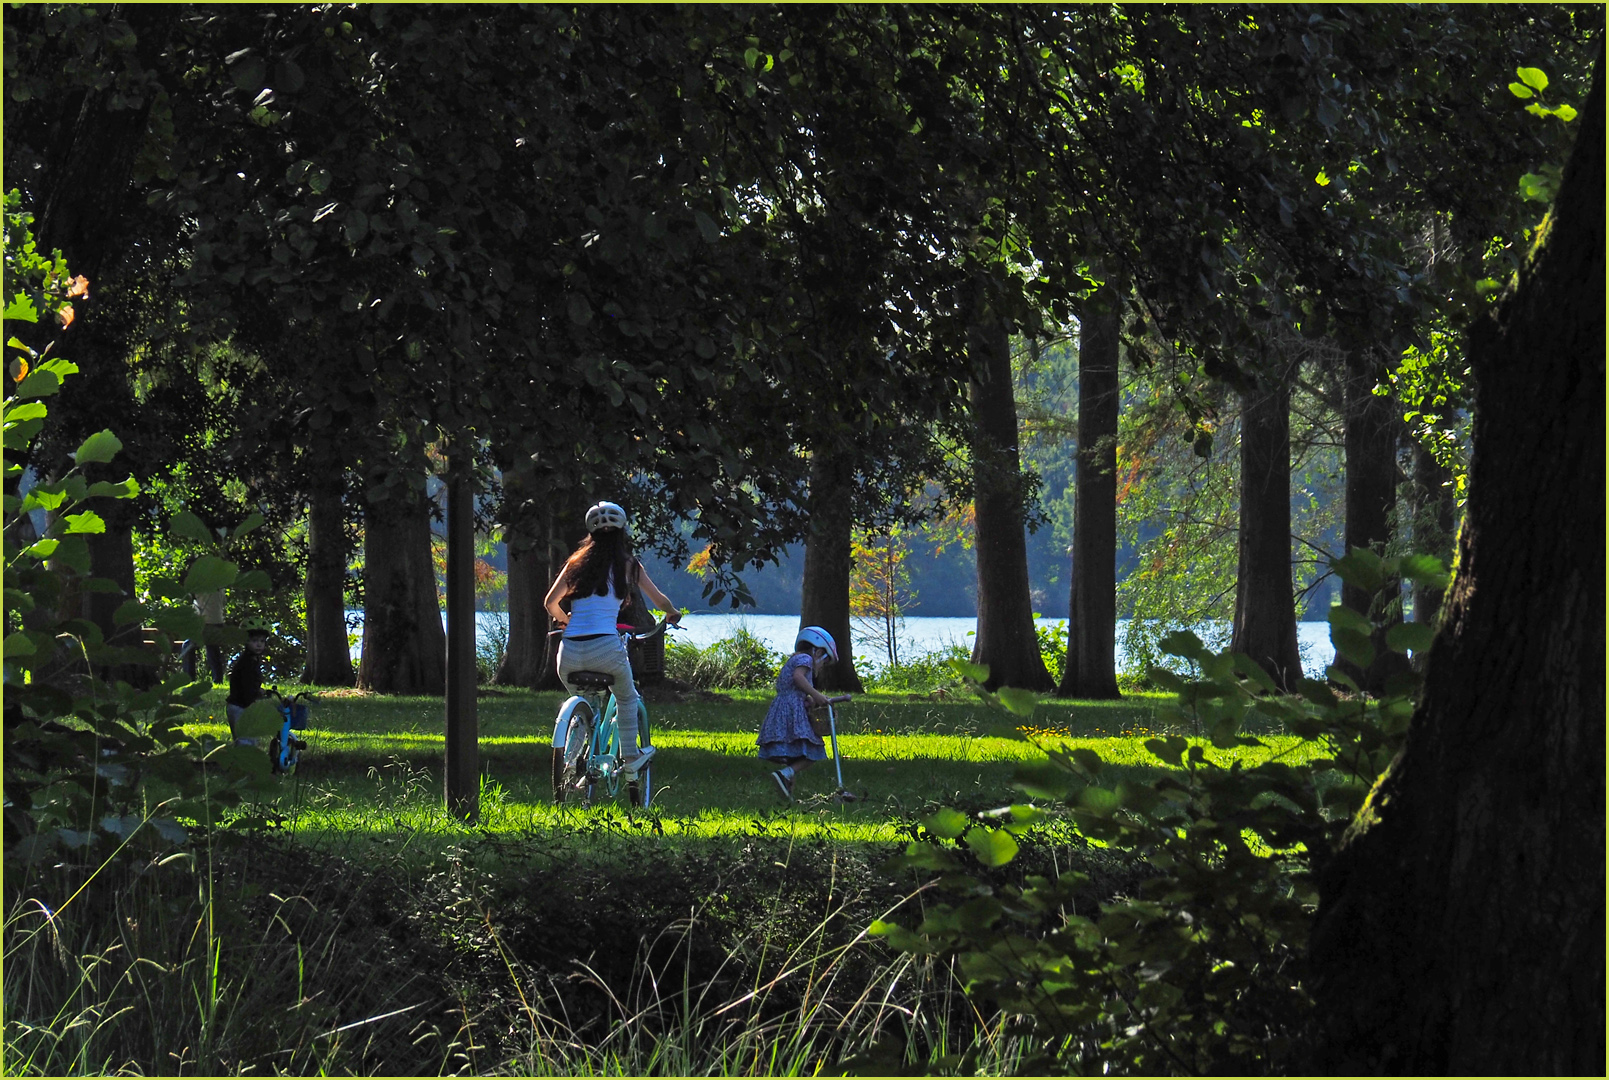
[286,703,311,729]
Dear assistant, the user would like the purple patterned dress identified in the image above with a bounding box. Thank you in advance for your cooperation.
[757,652,827,762]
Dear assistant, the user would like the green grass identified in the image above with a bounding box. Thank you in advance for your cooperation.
[188,686,1330,853]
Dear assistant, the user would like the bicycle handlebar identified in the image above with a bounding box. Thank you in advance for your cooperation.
[547,617,681,641]
[809,694,853,708]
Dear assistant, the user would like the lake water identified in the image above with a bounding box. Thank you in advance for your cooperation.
[350,611,1336,679]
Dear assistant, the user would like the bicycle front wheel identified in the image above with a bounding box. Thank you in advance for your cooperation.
[552,698,596,805]
[628,700,652,809]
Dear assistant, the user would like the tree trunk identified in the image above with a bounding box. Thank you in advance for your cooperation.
[495,527,549,687]
[1409,436,1457,628]
[532,488,590,691]
[302,457,354,686]
[1059,283,1121,699]
[356,477,445,695]
[1308,63,1604,1076]
[1230,377,1302,690]
[1336,352,1410,693]
[799,445,864,693]
[969,315,1054,692]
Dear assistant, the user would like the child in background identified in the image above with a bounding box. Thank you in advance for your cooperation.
[757,625,839,802]
[227,618,272,744]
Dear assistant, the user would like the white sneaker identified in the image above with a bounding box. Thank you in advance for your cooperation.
[619,746,656,777]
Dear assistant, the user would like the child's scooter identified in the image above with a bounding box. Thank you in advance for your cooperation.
[817,694,865,805]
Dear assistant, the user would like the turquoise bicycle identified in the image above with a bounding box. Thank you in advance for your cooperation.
[550,619,671,808]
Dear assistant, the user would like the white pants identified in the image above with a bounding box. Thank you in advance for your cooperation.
[557,635,643,755]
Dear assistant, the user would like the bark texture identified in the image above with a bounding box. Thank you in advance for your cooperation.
[1308,64,1604,1076]
[495,526,549,688]
[1230,377,1302,690]
[1059,285,1121,699]
[356,478,446,695]
[302,460,354,686]
[968,317,1053,692]
[1337,353,1411,693]
[798,446,864,693]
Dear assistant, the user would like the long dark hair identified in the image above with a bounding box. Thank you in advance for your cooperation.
[559,527,637,604]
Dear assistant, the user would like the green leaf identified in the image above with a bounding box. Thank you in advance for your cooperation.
[152,609,204,640]
[1078,786,1121,816]
[1508,81,1534,99]
[1385,621,1435,654]
[233,569,272,592]
[567,293,593,326]
[1145,735,1188,766]
[1553,103,1578,122]
[4,630,37,657]
[868,919,936,954]
[232,511,265,538]
[1396,553,1449,590]
[113,600,148,626]
[170,510,214,546]
[1331,549,1385,594]
[996,686,1040,717]
[922,807,969,840]
[1331,627,1375,669]
[694,210,721,244]
[1070,747,1103,779]
[964,826,1019,867]
[234,699,285,738]
[4,294,39,322]
[1158,630,1207,661]
[86,477,139,500]
[72,430,122,465]
[1516,66,1548,91]
[14,368,63,398]
[4,401,47,424]
[62,511,105,535]
[946,658,989,685]
[1327,603,1372,637]
[182,555,239,594]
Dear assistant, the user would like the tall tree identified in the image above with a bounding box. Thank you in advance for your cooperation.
[1059,282,1121,699]
[1309,60,1603,1075]
[355,469,444,695]
[1337,350,1411,692]
[798,446,864,694]
[301,433,353,686]
[1229,370,1302,690]
[968,306,1054,692]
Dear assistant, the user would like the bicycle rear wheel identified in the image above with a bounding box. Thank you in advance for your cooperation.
[552,700,596,805]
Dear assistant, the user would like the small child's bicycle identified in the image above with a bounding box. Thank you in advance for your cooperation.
[550,619,673,809]
[265,688,314,775]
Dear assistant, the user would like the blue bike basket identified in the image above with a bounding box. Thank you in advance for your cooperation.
[286,703,311,729]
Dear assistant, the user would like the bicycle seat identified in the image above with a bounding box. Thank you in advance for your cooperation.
[568,671,615,690]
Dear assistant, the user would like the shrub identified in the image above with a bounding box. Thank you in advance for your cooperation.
[863,642,971,694]
[872,550,1449,1075]
[663,627,784,690]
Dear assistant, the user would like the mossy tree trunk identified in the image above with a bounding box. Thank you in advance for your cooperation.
[1308,62,1604,1076]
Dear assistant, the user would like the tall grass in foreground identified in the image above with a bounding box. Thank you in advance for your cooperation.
[3,825,1034,1076]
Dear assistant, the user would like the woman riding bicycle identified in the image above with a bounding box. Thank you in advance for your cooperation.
[543,501,680,776]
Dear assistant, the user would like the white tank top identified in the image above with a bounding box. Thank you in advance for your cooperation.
[565,567,628,637]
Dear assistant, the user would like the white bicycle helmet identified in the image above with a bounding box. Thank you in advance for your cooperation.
[797,625,838,663]
[585,501,629,535]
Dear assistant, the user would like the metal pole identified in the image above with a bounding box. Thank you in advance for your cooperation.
[444,448,479,821]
